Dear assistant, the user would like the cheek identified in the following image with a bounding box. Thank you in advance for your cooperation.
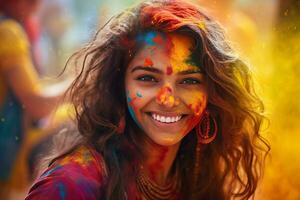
[179,91,207,135]
[186,92,207,116]
[125,78,138,120]
[126,89,151,126]
[127,95,139,122]
[184,115,202,134]
[126,91,143,123]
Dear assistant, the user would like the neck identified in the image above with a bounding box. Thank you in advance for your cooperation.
[141,139,180,185]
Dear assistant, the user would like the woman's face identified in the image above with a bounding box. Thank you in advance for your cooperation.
[125,31,207,146]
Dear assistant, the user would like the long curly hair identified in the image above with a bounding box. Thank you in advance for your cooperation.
[52,0,270,199]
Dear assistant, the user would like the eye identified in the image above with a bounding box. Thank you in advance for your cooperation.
[136,75,158,82]
[180,78,202,85]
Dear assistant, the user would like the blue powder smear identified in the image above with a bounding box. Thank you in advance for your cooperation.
[137,31,157,46]
[136,92,142,98]
[126,91,142,128]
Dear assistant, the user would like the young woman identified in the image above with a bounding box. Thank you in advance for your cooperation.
[25,0,270,199]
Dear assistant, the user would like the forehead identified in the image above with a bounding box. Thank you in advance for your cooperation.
[136,31,194,52]
[128,31,201,72]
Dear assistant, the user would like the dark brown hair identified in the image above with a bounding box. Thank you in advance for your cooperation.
[46,0,270,199]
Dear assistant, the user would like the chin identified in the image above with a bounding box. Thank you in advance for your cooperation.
[148,133,186,147]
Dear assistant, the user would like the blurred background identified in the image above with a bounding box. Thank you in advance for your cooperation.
[0,0,299,199]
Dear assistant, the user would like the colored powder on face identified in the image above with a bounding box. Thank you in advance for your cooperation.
[137,31,169,48]
[137,31,157,46]
[156,93,167,104]
[188,102,202,116]
[126,92,141,126]
[168,34,200,73]
[185,48,202,69]
[156,86,172,103]
[156,85,179,108]
[165,86,172,93]
[153,33,164,45]
[136,92,142,98]
[162,35,174,54]
[144,58,154,67]
[184,99,206,134]
[166,66,173,75]
[165,95,175,106]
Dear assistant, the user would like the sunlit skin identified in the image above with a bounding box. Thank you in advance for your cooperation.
[125,31,207,184]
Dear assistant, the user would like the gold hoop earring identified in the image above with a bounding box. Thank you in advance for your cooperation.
[196,111,217,144]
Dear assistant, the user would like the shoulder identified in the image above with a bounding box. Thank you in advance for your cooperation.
[0,18,29,59]
[25,145,107,200]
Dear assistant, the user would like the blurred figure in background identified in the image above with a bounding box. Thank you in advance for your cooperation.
[0,0,71,199]
[23,15,43,74]
[39,0,72,76]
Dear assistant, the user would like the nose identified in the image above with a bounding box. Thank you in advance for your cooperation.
[156,84,179,108]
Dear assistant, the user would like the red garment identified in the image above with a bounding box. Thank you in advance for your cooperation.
[25,145,107,200]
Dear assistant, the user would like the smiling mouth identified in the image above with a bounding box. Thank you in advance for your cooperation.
[147,112,185,124]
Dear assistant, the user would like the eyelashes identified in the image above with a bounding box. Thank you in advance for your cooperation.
[135,75,158,82]
[135,75,202,85]
[180,78,202,85]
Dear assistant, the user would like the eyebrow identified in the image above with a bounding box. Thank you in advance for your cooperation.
[178,69,203,75]
[130,66,203,75]
[131,66,163,74]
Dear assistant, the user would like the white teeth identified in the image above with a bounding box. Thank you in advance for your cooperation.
[166,117,171,123]
[151,113,182,123]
